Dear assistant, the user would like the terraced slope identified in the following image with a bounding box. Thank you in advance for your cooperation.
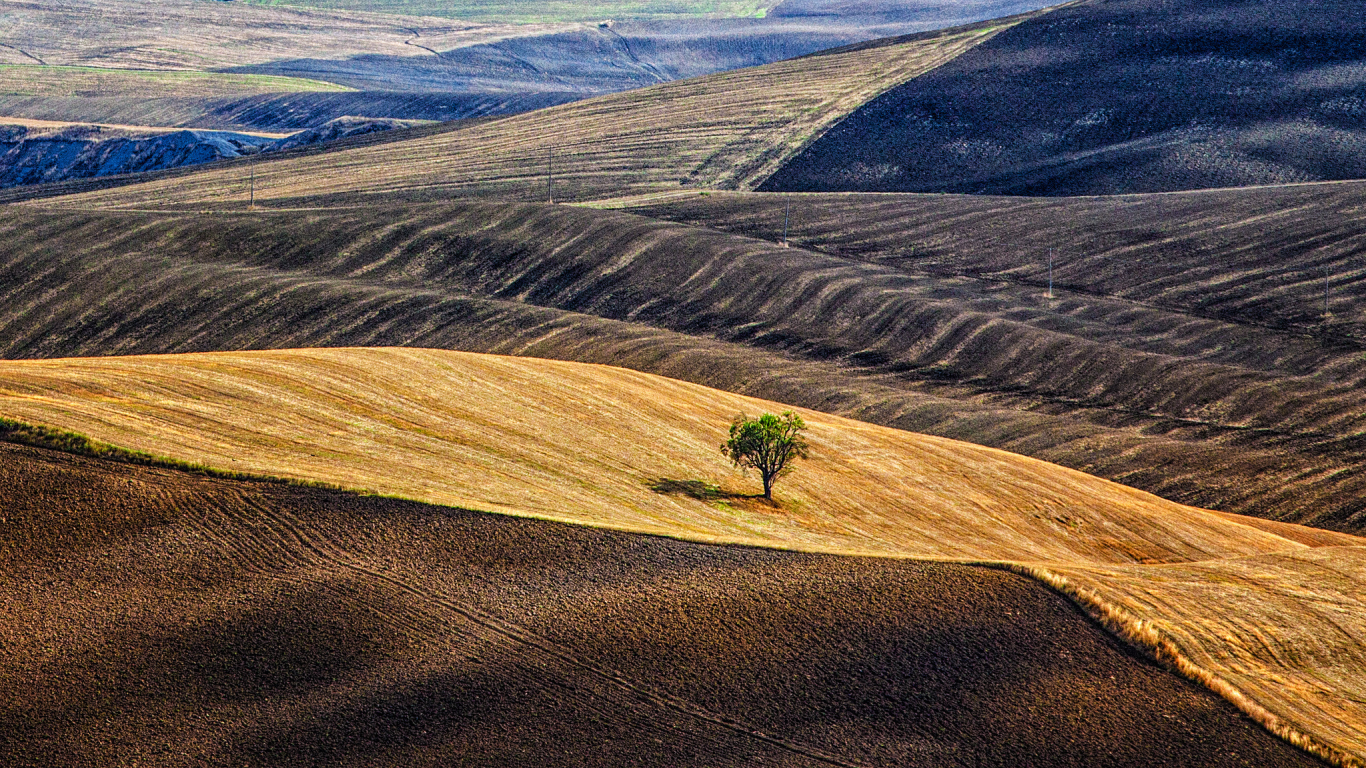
[0,348,1360,765]
[4,200,1366,533]
[0,443,1320,768]
[761,0,1366,195]
[33,15,1030,207]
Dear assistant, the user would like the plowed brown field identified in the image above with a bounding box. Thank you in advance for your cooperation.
[0,441,1327,768]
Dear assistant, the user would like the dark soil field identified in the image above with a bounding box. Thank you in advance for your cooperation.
[762,0,1366,196]
[0,441,1324,767]
[4,198,1366,534]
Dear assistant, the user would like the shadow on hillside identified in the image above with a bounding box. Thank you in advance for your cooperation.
[648,478,760,503]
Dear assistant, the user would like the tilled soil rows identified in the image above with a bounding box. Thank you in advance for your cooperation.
[0,443,1322,767]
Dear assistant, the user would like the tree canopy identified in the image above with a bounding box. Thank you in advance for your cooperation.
[721,411,809,501]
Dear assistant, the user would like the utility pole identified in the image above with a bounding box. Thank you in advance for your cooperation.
[1324,267,1331,319]
[1048,248,1054,300]
[248,155,255,211]
[782,199,790,247]
[547,146,554,205]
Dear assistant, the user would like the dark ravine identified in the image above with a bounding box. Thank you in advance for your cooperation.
[0,442,1326,767]
[2,200,1366,532]
[0,117,425,189]
[761,0,1366,196]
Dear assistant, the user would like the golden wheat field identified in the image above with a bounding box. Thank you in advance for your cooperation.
[0,347,1361,765]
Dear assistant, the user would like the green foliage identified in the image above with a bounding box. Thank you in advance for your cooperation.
[721,411,808,500]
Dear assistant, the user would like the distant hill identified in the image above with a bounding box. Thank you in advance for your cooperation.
[762,0,1366,196]
[0,0,1051,132]
[20,20,1024,206]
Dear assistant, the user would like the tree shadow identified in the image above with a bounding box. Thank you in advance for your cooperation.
[648,478,769,505]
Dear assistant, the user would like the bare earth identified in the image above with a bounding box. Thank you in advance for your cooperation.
[0,442,1324,767]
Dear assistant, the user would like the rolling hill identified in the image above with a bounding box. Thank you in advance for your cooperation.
[0,0,1050,134]
[22,14,1030,205]
[4,1,1365,764]
[4,199,1366,535]
[0,347,1360,765]
[760,0,1366,195]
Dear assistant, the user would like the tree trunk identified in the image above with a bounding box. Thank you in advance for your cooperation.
[762,474,773,500]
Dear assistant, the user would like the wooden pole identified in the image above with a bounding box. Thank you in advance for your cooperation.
[249,156,255,211]
[548,146,554,205]
[1325,267,1331,319]
[782,199,790,247]
[1048,249,1054,299]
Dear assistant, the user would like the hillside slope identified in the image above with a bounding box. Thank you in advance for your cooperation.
[0,347,1306,562]
[0,348,1360,765]
[0,0,1049,133]
[29,16,1029,207]
[0,443,1320,768]
[4,200,1366,533]
[761,0,1366,195]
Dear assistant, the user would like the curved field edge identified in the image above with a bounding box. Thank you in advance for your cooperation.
[0,347,1318,564]
[0,415,1353,768]
[0,420,1354,767]
[0,347,1362,764]
[0,416,346,490]
[1019,564,1363,768]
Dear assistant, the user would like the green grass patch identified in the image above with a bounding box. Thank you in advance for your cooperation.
[237,0,775,23]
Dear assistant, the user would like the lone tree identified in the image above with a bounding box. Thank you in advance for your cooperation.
[721,411,809,501]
